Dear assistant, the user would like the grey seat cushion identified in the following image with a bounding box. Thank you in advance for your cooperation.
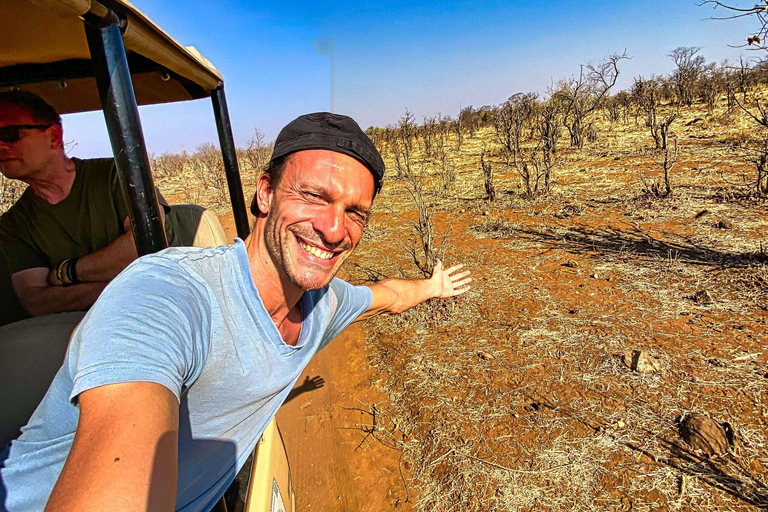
[0,311,85,448]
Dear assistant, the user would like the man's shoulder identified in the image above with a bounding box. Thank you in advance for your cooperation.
[128,242,243,286]
[75,157,116,169]
[73,157,116,178]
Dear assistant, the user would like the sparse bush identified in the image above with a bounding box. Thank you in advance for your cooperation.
[0,175,25,214]
[638,137,678,198]
[151,151,189,180]
[242,128,271,175]
[480,147,495,201]
[190,143,228,204]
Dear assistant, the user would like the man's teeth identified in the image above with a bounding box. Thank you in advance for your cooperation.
[298,239,335,260]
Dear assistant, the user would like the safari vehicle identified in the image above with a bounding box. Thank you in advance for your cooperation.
[0,1,294,510]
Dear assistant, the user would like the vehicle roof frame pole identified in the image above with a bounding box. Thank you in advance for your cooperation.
[212,85,250,240]
[83,7,168,255]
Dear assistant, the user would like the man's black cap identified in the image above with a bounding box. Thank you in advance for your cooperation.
[251,112,385,216]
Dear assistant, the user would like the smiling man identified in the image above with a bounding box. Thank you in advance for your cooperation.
[0,112,471,511]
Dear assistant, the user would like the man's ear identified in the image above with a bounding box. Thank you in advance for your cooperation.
[255,173,273,215]
[49,124,64,150]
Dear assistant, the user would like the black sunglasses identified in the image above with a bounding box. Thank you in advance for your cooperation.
[0,124,53,143]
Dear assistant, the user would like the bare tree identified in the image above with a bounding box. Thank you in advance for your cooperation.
[393,110,417,179]
[669,46,705,107]
[190,143,228,204]
[243,128,271,174]
[537,99,562,160]
[701,1,768,51]
[554,51,628,149]
[698,62,725,112]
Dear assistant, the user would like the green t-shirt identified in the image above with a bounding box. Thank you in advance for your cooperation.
[0,158,180,275]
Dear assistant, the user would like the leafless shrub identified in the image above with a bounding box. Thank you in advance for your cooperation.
[638,137,679,198]
[727,139,768,196]
[397,164,440,278]
[432,118,455,197]
[389,111,443,277]
[151,151,189,180]
[480,147,495,202]
[517,142,554,198]
[538,99,562,157]
[189,143,228,204]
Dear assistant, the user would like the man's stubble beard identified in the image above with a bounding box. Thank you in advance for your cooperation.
[263,210,354,292]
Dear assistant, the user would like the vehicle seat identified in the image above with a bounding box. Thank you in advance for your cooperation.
[0,311,86,449]
[0,252,30,327]
[167,204,229,248]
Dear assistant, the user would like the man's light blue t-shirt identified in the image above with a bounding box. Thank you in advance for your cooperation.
[0,239,372,511]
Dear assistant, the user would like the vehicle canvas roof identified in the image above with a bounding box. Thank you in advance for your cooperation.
[0,0,224,114]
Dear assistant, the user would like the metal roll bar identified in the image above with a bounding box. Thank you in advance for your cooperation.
[81,1,250,256]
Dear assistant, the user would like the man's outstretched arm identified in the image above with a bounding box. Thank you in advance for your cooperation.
[356,260,471,322]
[46,382,179,512]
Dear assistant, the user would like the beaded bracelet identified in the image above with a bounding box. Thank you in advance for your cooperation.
[56,258,80,285]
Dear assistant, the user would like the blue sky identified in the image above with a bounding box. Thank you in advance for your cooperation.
[65,0,757,158]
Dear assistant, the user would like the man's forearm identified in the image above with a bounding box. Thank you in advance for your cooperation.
[76,207,166,283]
[358,261,471,322]
[364,278,437,318]
[75,230,138,283]
[19,281,107,317]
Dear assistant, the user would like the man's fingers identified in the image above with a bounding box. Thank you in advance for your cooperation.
[451,285,471,296]
[452,277,472,288]
[450,269,471,281]
[445,263,465,274]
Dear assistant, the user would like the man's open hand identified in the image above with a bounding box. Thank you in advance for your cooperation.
[429,259,471,298]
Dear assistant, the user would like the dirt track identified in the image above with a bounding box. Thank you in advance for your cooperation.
[277,322,413,511]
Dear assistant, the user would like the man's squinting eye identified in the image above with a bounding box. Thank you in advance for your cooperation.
[348,210,368,224]
[303,191,325,201]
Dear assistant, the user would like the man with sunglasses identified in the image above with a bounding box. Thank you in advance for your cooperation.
[0,90,181,317]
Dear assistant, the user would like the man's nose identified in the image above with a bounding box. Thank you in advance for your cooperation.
[315,204,346,245]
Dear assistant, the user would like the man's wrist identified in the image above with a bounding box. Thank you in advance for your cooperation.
[56,258,81,285]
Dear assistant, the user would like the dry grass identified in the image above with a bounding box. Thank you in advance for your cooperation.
[350,95,768,511]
